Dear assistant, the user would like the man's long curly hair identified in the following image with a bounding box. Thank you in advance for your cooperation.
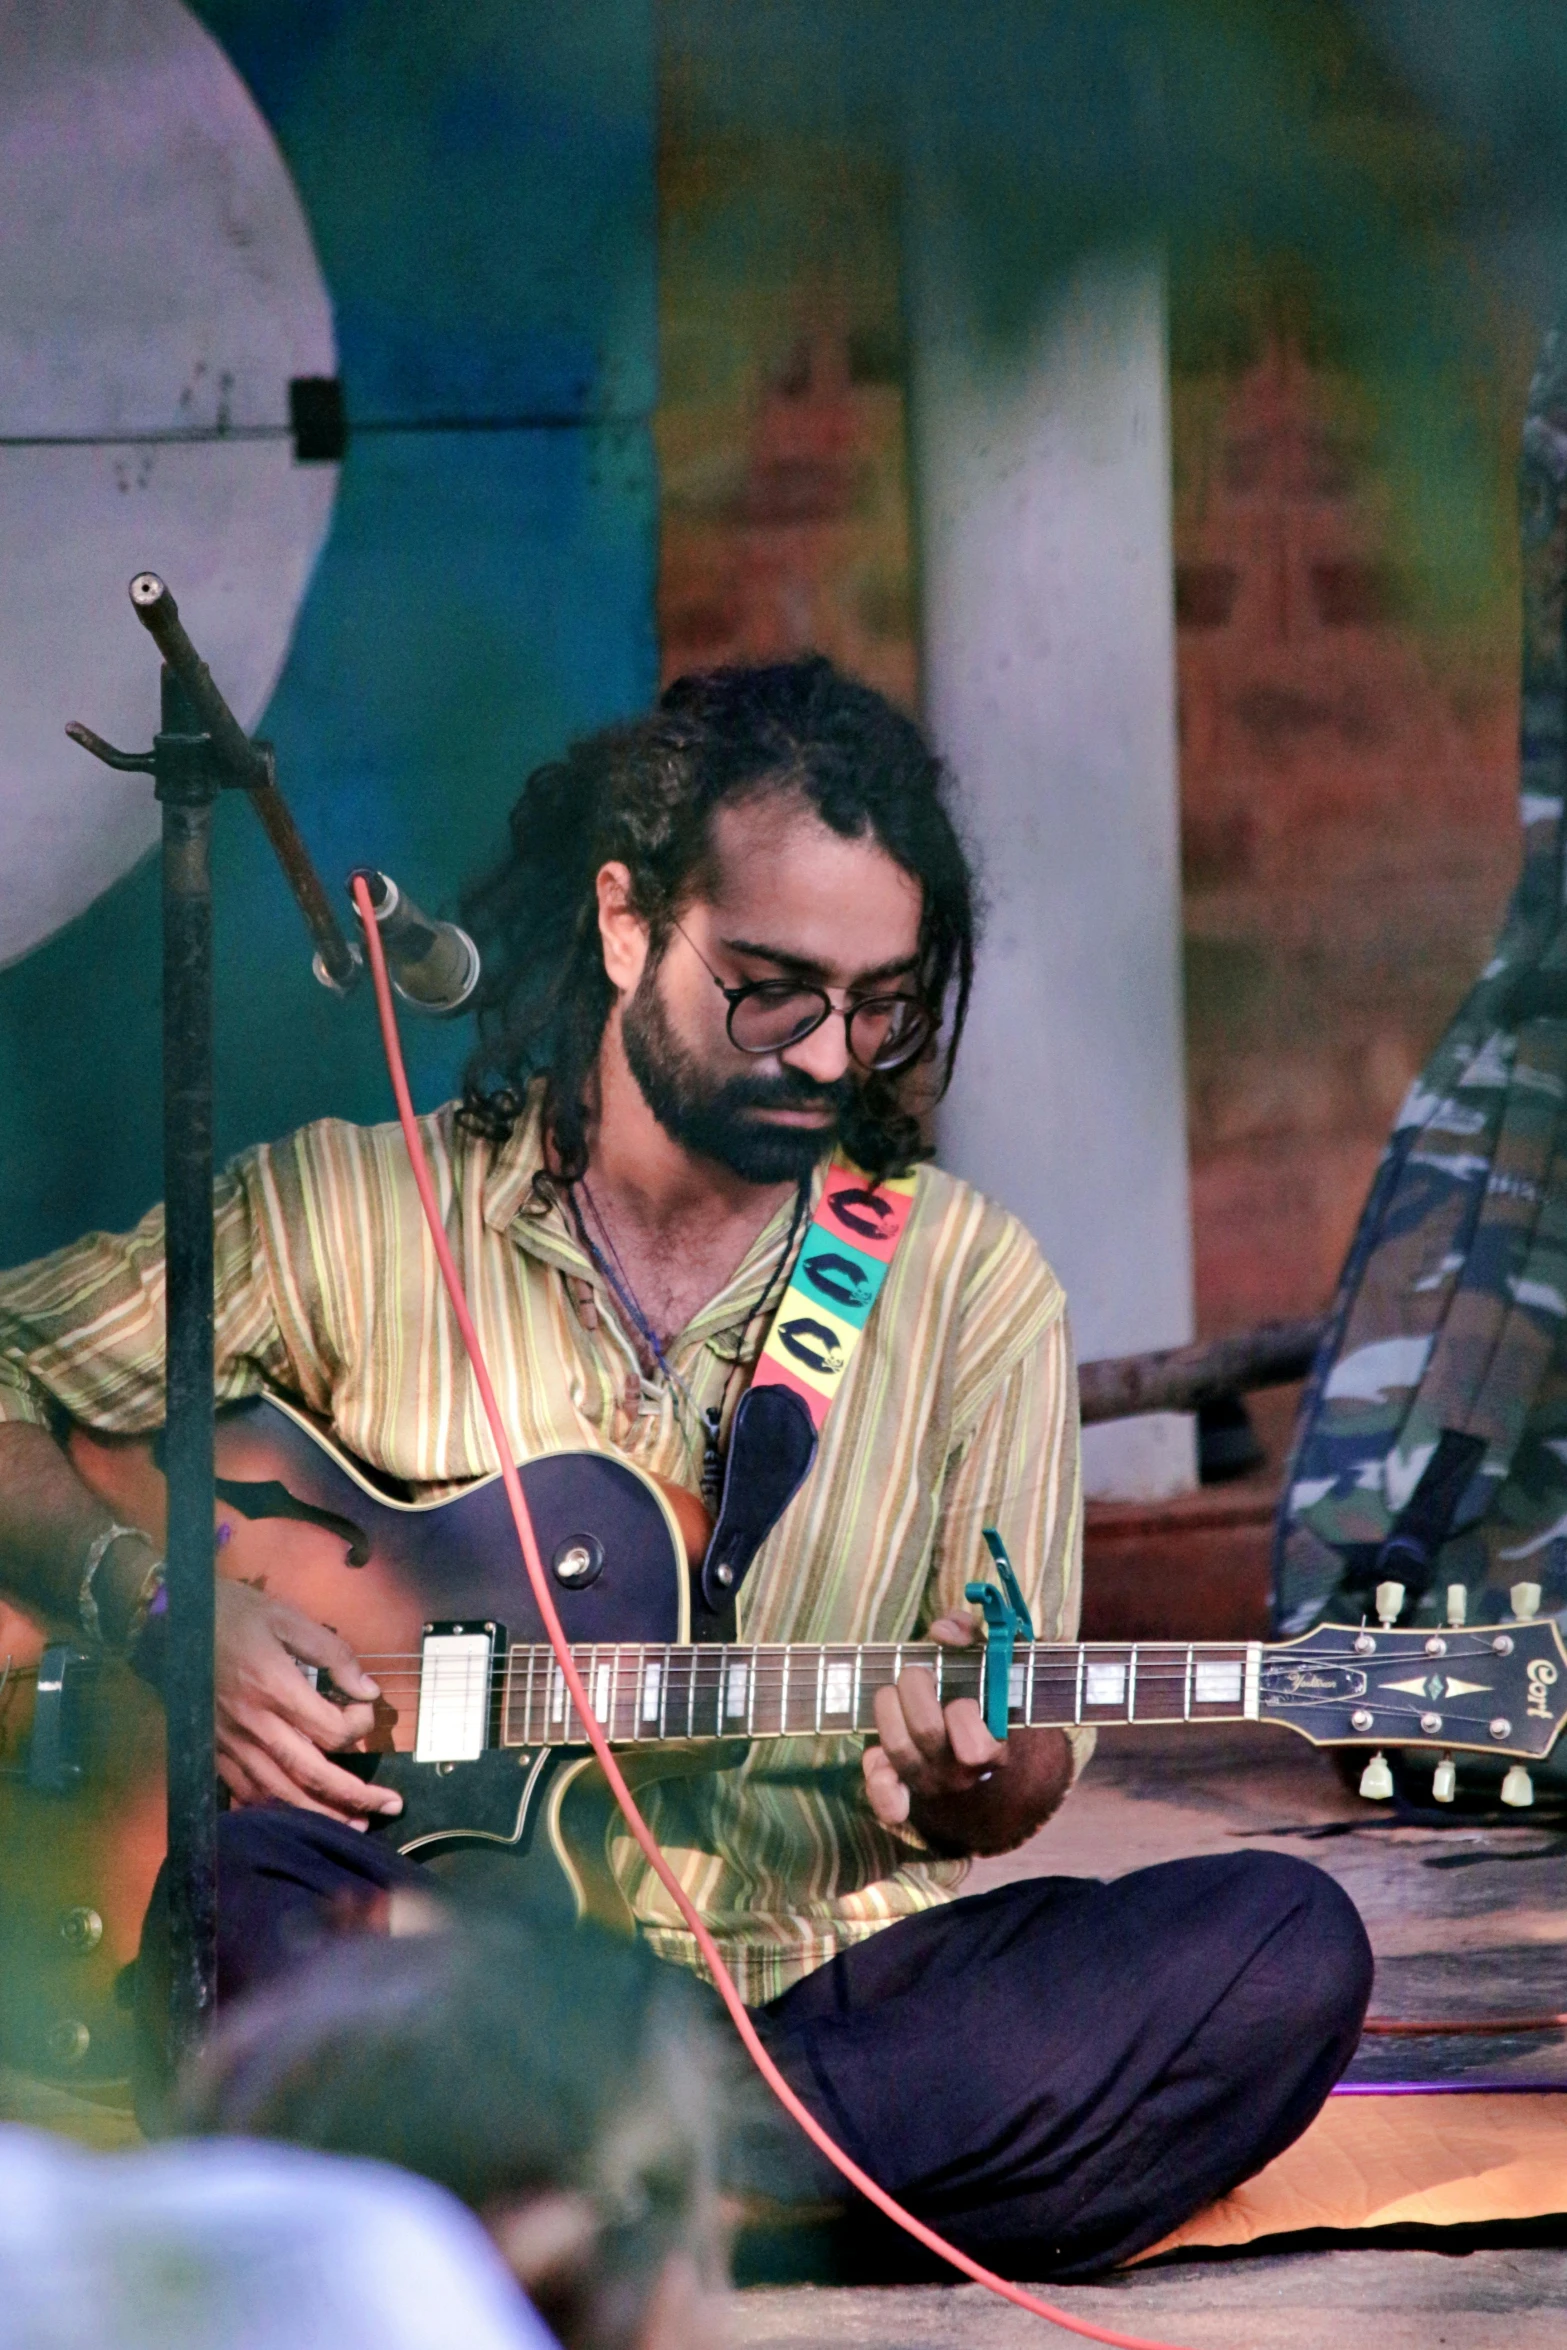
[459,655,978,1185]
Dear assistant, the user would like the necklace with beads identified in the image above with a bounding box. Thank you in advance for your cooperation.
[568,1175,810,1506]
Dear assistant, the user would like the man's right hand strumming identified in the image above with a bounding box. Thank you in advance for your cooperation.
[212,1580,402,1827]
[0,1422,401,1829]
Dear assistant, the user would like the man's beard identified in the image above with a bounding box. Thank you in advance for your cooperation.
[622,971,862,1184]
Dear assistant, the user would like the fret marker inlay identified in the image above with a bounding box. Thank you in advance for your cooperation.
[824,1661,853,1715]
[1085,1661,1127,1707]
[1194,1660,1242,1705]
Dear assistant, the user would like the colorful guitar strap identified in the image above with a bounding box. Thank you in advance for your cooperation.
[698,1151,918,1614]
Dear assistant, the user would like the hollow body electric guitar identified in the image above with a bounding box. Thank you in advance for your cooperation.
[3,1391,1566,2084]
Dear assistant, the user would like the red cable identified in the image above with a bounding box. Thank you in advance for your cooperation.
[1362,2015,1567,2037]
[352,875,1197,2350]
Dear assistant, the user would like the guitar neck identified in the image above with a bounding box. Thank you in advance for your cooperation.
[499,1637,1263,1747]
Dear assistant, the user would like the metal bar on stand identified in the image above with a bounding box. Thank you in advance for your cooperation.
[155,669,219,2064]
[70,572,376,2071]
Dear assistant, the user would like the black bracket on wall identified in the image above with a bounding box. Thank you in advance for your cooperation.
[289,376,348,464]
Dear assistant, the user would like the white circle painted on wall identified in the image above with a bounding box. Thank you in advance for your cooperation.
[0,0,338,964]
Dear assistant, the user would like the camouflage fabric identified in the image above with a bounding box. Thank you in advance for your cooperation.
[1275,326,1567,1638]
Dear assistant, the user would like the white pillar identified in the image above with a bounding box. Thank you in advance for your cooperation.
[907,240,1195,1499]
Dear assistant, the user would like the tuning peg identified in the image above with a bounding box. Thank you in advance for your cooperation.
[1501,1764,1535,1808]
[1374,1580,1406,1628]
[1359,1750,1395,1801]
[1445,1583,1468,1629]
[1509,1582,1542,1621]
[1432,1754,1457,1804]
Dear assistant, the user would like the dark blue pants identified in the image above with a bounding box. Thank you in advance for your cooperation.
[143,1811,1371,2276]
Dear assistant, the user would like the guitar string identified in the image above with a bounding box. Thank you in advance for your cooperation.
[345,1629,1511,1658]
[345,1647,1525,1748]
[343,1635,1517,1673]
[351,1637,1503,1658]
[347,1646,1520,1725]
[332,1666,1523,1712]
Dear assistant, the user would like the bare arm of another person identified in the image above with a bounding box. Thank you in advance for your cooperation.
[862,1259,1085,1857]
[0,1169,400,1826]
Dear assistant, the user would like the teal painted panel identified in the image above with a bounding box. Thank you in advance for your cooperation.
[211,419,658,1155]
[0,0,657,1269]
[195,0,656,422]
[0,423,656,1269]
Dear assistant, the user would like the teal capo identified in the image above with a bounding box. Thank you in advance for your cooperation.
[964,1527,1035,1739]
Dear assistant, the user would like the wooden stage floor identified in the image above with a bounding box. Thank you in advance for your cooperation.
[736,1719,1567,2347]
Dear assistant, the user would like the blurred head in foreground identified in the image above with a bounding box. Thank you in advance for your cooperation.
[179,1918,726,2350]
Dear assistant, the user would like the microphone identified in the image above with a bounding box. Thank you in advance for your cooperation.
[345,869,480,1014]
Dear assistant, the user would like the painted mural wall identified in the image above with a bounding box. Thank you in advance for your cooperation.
[654,33,1533,1446]
[1175,334,1527,1340]
[0,0,657,1268]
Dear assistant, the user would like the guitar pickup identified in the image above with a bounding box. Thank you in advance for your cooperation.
[414,1621,503,1764]
[28,1645,95,1796]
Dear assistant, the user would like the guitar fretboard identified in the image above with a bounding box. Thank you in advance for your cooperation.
[498,1639,1263,1748]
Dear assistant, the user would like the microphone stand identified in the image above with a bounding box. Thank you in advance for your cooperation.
[69,575,359,2069]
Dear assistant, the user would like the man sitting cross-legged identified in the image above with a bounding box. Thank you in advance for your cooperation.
[0,656,1370,2274]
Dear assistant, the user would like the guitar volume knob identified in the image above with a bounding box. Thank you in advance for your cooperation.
[45,2019,89,2069]
[58,1907,102,1956]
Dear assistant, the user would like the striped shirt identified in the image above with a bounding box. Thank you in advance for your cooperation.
[0,1095,1085,2004]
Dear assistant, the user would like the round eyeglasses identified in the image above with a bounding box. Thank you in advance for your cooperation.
[674,922,935,1072]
